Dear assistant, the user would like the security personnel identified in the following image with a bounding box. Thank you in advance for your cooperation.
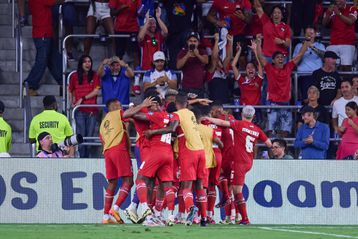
[29,95,74,156]
[0,100,12,157]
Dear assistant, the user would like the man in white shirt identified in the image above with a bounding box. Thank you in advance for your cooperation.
[332,79,358,131]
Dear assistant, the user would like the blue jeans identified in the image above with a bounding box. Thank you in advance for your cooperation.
[75,111,97,158]
[26,38,62,90]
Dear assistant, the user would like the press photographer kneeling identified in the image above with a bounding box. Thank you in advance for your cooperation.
[36,132,83,158]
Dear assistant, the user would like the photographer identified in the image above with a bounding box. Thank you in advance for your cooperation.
[36,132,66,158]
[176,32,209,98]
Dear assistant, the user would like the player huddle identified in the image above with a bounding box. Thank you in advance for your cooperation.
[99,91,272,227]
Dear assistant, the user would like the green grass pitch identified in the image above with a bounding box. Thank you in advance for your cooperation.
[1,224,358,239]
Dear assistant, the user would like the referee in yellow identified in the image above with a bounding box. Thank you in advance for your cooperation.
[0,100,12,157]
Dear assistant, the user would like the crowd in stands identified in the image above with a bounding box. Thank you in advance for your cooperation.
[6,0,358,159]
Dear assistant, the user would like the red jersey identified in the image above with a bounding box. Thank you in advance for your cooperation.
[109,0,141,33]
[264,61,295,103]
[133,108,150,148]
[325,5,357,45]
[230,120,268,163]
[220,114,235,153]
[68,72,101,113]
[211,0,252,36]
[236,75,263,105]
[246,13,262,36]
[146,111,172,148]
[260,14,291,56]
[29,0,55,38]
[140,32,165,70]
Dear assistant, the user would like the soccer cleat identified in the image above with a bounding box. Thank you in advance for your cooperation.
[193,216,200,224]
[167,215,175,226]
[137,207,152,224]
[237,219,251,225]
[125,207,139,224]
[109,208,124,224]
[207,217,216,224]
[200,218,208,227]
[152,216,165,226]
[185,206,199,226]
[215,197,231,208]
[143,217,164,227]
[102,217,118,224]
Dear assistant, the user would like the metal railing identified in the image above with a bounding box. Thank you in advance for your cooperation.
[15,23,23,108]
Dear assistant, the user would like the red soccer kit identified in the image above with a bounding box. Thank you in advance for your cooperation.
[138,111,174,182]
[230,120,268,185]
[133,107,150,162]
[220,114,235,178]
[139,32,165,70]
[236,75,263,105]
[211,0,252,36]
[171,111,206,182]
[326,5,357,45]
[260,14,291,56]
[264,61,295,103]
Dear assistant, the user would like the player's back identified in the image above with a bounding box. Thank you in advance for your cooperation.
[147,111,172,147]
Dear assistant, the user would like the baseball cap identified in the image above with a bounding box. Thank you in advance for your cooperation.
[323,51,339,59]
[43,95,57,107]
[110,56,120,64]
[153,51,166,62]
[300,105,315,114]
[37,131,50,150]
[187,31,200,41]
[0,100,4,113]
[242,105,255,118]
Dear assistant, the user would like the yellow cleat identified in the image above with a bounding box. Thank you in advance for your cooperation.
[102,218,118,224]
[109,209,124,224]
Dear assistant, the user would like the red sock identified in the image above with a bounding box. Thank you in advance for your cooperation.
[104,188,115,214]
[135,179,148,203]
[165,186,175,211]
[196,189,207,219]
[182,188,194,212]
[224,202,231,217]
[149,186,157,209]
[178,189,185,213]
[207,186,216,214]
[234,193,248,221]
[115,182,131,207]
[218,177,230,200]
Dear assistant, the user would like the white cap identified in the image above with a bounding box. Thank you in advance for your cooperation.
[153,51,166,62]
[242,105,255,118]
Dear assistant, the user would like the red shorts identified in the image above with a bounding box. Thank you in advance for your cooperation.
[209,149,222,185]
[202,168,209,188]
[139,144,151,163]
[178,147,206,182]
[222,147,234,179]
[232,160,252,186]
[104,144,133,180]
[138,146,174,182]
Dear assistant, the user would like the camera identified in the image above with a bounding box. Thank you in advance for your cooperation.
[51,134,83,152]
[189,44,196,51]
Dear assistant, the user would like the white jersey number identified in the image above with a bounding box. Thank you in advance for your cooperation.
[245,135,255,153]
[160,133,172,144]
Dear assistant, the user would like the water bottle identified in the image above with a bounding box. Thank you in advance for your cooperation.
[233,98,240,113]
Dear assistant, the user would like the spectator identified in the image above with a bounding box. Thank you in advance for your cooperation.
[164,0,200,69]
[36,132,65,158]
[311,51,342,106]
[232,40,263,106]
[207,0,252,65]
[322,0,357,71]
[254,38,309,137]
[253,0,291,60]
[343,148,358,160]
[270,139,293,159]
[332,79,358,132]
[353,76,358,96]
[298,86,331,127]
[336,101,358,159]
[138,8,168,71]
[69,55,101,158]
[176,32,209,97]
[29,96,74,156]
[0,101,11,157]
[290,0,318,36]
[293,26,325,100]
[294,106,330,159]
[98,56,134,111]
[143,51,177,99]
[109,0,141,67]
[25,0,64,96]
[207,33,233,104]
[84,0,116,56]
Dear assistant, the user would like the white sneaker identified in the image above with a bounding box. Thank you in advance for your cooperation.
[137,205,152,224]
[167,215,175,226]
[142,217,162,227]
[125,207,138,223]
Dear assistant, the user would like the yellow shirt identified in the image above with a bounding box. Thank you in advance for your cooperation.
[197,124,216,168]
[174,108,204,151]
[0,117,12,153]
[99,109,125,152]
[29,110,73,151]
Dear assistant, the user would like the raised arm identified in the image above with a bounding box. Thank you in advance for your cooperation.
[292,40,310,65]
[203,117,230,127]
[208,33,219,73]
[223,34,234,69]
[231,42,242,80]
[138,14,150,42]
[97,58,111,78]
[253,0,264,18]
[156,7,168,37]
[252,38,267,67]
[123,97,154,118]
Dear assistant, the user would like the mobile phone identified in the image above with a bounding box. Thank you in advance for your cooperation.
[236,5,241,11]
[189,44,196,51]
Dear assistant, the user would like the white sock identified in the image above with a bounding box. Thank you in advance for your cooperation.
[113,205,119,212]
[103,214,110,220]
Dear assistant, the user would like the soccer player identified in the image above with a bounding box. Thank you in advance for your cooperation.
[99,97,154,224]
[132,96,176,226]
[144,93,208,226]
[205,105,272,225]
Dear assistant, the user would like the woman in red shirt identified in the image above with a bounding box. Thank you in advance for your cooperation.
[336,101,358,159]
[69,55,101,158]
